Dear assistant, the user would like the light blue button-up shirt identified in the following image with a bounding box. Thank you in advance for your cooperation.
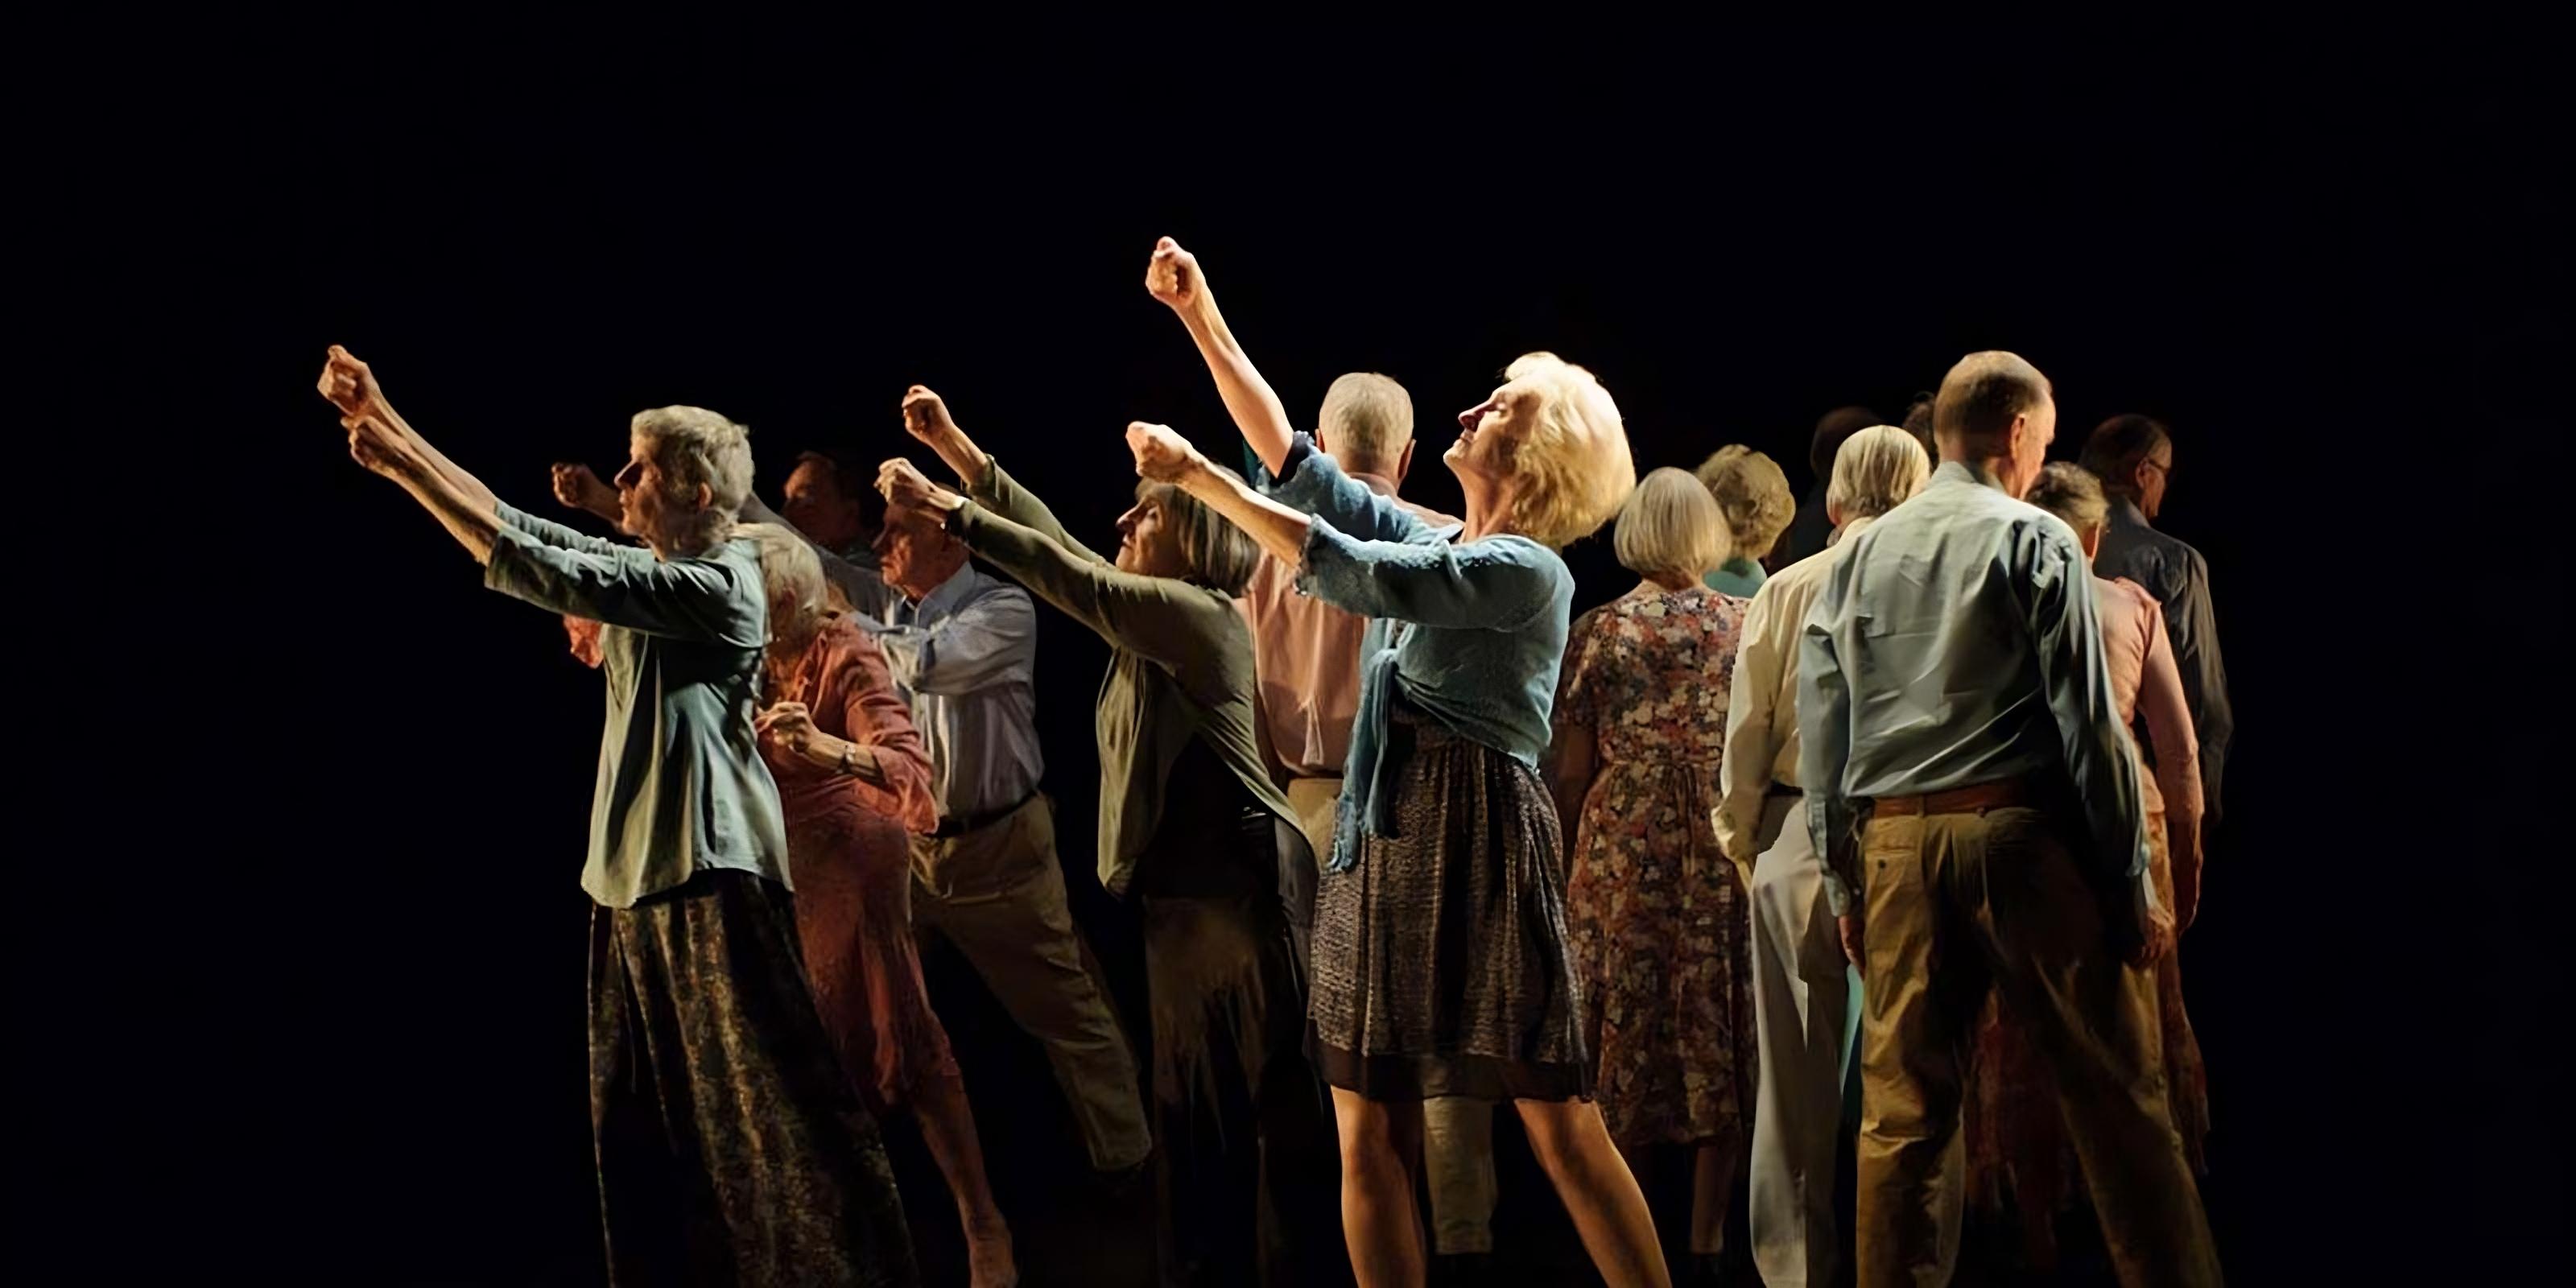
[1798,462,2151,927]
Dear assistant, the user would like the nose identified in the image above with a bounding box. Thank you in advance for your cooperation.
[613,461,642,489]
[1458,402,1488,433]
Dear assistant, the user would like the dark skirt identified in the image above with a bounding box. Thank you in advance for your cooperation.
[1309,716,1591,1102]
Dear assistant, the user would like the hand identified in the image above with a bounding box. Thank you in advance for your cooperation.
[755,700,820,753]
[341,412,420,480]
[1144,236,1205,312]
[2172,851,2202,935]
[2127,900,2176,968]
[552,461,617,514]
[1126,421,1199,482]
[564,616,605,668]
[877,457,962,514]
[1838,913,1865,968]
[901,384,963,448]
[317,344,380,416]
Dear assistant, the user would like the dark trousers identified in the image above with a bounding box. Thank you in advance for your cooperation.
[1855,803,2219,1288]
[588,869,918,1287]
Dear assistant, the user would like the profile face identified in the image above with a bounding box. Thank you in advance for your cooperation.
[1448,380,1538,484]
[2137,442,2174,518]
[873,501,956,593]
[613,434,691,547]
[1113,493,1185,578]
[782,460,865,549]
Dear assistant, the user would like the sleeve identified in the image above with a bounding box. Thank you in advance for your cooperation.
[951,499,1235,671]
[1555,609,1603,728]
[1268,434,1441,544]
[1717,586,1784,870]
[2024,522,2153,927]
[830,631,941,834]
[496,502,630,555]
[968,458,1112,568]
[2167,548,2233,827]
[866,584,1038,696]
[2134,596,2205,835]
[1798,568,1862,916]
[485,526,758,643]
[1297,521,1562,631]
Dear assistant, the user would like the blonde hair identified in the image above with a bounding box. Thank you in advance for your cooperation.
[631,405,755,555]
[1613,467,1728,580]
[1135,468,1262,596]
[1500,352,1635,549]
[1319,373,1414,473]
[2022,461,2110,537]
[739,522,826,645]
[1827,425,1932,522]
[1693,444,1796,561]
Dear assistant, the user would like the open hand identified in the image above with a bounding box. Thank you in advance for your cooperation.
[1126,421,1198,482]
[552,461,617,514]
[1144,237,1203,312]
[756,700,819,752]
[877,457,962,514]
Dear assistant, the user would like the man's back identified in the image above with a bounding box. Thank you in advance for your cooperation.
[2094,497,2231,824]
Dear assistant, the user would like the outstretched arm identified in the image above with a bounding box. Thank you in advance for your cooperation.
[319,345,499,514]
[898,385,1113,565]
[1146,237,1299,476]
[1131,421,1310,564]
[323,346,502,563]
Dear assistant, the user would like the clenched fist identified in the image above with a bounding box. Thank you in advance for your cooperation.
[317,344,380,416]
[1144,236,1204,312]
[1125,421,1199,483]
[877,457,963,514]
[901,385,962,447]
[342,412,419,480]
[552,461,617,514]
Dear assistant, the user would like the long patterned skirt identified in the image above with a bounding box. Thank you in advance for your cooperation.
[1962,802,2210,1264]
[1310,716,1590,1102]
[588,869,917,1288]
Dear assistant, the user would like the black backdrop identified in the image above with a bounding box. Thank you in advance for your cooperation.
[57,16,2556,1284]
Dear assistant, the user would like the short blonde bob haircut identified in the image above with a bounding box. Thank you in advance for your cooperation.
[1827,424,1933,523]
[1693,444,1796,563]
[1614,467,1728,580]
[1501,352,1636,549]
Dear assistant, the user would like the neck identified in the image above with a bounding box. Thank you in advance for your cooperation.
[1636,572,1697,594]
[1459,478,1520,543]
[1943,454,2013,489]
[900,556,966,602]
[769,616,821,676]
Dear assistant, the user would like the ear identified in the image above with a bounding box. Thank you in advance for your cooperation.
[693,481,715,513]
[1312,426,1331,457]
[1397,440,1415,481]
[2080,525,2103,559]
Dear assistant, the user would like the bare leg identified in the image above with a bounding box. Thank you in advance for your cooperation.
[1333,1088,1426,1287]
[1516,1098,1672,1288]
[911,1068,1017,1288]
[1687,1125,1748,1257]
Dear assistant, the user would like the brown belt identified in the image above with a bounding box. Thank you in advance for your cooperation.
[1871,778,2035,817]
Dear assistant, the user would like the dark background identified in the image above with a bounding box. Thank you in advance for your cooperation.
[43,14,2556,1285]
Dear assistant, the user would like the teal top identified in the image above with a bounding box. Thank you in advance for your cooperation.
[484,504,790,907]
[1704,555,1768,598]
[1268,436,1574,872]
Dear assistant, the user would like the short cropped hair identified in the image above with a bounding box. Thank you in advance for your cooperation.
[740,522,826,642]
[1614,467,1728,580]
[2079,413,2173,495]
[1319,373,1415,473]
[1136,469,1261,596]
[2024,461,2110,535]
[1809,406,1885,482]
[1693,444,1796,562]
[1501,353,1636,549]
[632,405,755,555]
[1932,352,2052,456]
[1899,392,1938,455]
[1827,425,1932,522]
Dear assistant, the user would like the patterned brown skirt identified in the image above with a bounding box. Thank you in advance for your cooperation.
[1309,715,1591,1102]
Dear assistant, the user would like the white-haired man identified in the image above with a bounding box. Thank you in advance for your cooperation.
[1146,237,1501,1274]
[1802,352,2216,1286]
[1716,424,1927,1288]
[319,349,916,1285]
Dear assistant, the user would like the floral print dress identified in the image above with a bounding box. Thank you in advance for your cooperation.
[1558,586,1757,1147]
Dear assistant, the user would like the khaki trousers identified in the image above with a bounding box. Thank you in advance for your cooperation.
[1284,774,1498,1256]
[1856,802,2219,1288]
[1748,795,1852,1288]
[910,795,1154,1172]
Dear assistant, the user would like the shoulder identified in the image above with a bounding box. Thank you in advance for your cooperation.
[1397,497,1463,530]
[2106,575,2161,613]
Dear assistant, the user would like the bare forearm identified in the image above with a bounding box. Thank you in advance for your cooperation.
[379,407,501,513]
[1179,299,1297,475]
[1176,456,1308,564]
[394,464,501,564]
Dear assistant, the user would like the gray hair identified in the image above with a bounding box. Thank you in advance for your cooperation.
[2023,461,2110,536]
[631,405,755,555]
[1827,425,1932,523]
[1319,373,1415,473]
[1613,467,1728,580]
[738,522,826,643]
[1693,444,1796,562]
[1135,466,1261,596]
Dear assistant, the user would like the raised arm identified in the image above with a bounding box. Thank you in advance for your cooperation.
[879,454,1228,671]
[320,345,499,514]
[551,461,627,529]
[323,347,502,564]
[1146,237,1300,476]
[1133,422,1311,564]
[898,386,1111,566]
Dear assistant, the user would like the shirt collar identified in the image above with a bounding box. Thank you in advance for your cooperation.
[2109,494,2152,528]
[1931,460,2011,493]
[910,560,978,619]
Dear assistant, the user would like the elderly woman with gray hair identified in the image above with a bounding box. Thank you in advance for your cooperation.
[1961,461,2210,1271]
[1718,424,1928,1288]
[877,386,1339,1288]
[316,348,916,1286]
[1127,295,1667,1284]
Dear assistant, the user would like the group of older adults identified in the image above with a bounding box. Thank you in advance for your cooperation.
[322,233,2231,1287]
